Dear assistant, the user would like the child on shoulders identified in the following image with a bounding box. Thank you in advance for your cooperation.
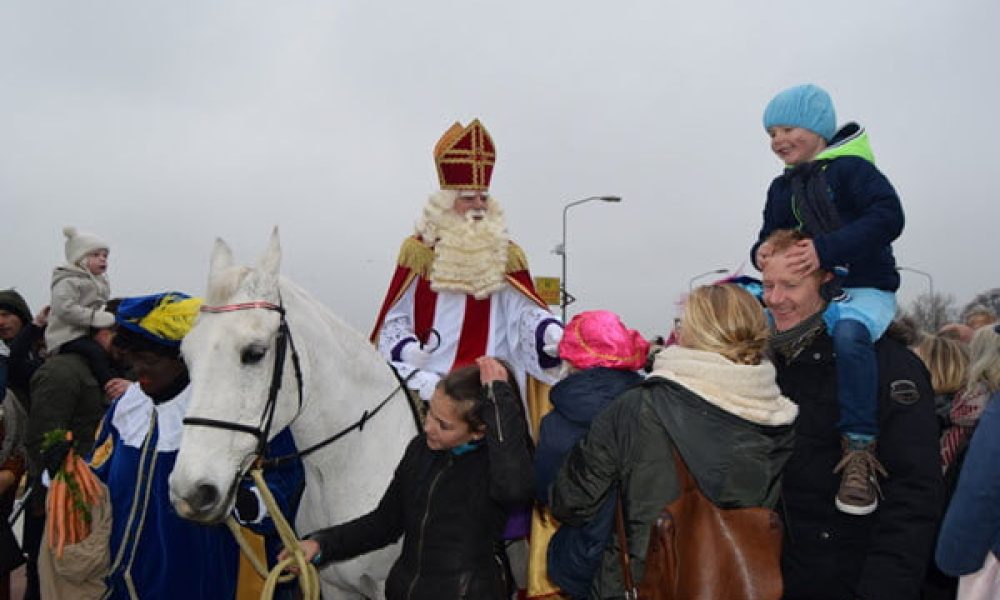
[45,227,128,399]
[752,84,904,516]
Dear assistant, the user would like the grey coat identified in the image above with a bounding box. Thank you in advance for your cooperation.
[45,265,113,352]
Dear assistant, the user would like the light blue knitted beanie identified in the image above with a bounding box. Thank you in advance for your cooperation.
[763,84,837,141]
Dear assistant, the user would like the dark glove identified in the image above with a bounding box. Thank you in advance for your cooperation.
[41,438,72,477]
[234,486,261,523]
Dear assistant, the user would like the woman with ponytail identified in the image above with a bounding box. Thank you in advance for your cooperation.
[551,284,797,597]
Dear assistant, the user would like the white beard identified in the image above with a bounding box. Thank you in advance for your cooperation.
[416,191,509,299]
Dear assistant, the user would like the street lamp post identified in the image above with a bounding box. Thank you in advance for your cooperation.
[897,265,936,328]
[689,268,730,291]
[555,196,621,323]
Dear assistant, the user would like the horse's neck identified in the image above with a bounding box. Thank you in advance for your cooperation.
[281,283,416,517]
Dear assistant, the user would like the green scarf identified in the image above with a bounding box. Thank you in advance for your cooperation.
[768,310,826,365]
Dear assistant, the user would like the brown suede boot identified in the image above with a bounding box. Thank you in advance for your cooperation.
[833,435,888,515]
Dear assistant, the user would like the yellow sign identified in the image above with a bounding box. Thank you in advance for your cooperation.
[534,276,561,306]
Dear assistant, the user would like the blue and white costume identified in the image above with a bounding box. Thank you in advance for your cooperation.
[90,382,239,600]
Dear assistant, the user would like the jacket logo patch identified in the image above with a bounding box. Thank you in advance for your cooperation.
[889,380,919,405]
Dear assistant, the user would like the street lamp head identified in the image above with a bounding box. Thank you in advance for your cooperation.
[600,196,622,203]
[688,268,731,291]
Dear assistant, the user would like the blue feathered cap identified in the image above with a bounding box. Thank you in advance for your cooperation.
[763,84,837,141]
[115,292,203,348]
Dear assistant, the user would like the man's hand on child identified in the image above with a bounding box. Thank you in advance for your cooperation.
[787,240,820,275]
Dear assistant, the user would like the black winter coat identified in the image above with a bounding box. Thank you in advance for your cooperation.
[309,381,532,600]
[752,123,905,292]
[775,332,944,600]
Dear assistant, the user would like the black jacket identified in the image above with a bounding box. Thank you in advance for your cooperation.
[775,332,944,600]
[309,381,532,600]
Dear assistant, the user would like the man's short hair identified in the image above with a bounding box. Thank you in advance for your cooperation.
[764,229,810,255]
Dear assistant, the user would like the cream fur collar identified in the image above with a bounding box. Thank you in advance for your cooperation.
[649,345,798,426]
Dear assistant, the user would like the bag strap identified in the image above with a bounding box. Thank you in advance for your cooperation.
[614,492,638,600]
[614,385,690,599]
[615,446,696,600]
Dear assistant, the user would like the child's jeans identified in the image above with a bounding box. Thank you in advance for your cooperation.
[823,288,897,436]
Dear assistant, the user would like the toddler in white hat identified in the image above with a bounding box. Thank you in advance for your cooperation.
[45,226,127,398]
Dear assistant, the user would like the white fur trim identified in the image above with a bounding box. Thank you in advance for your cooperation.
[649,345,798,426]
[112,382,192,451]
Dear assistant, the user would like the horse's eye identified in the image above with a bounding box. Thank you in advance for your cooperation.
[241,345,267,365]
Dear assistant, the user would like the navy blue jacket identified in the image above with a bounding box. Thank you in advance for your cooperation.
[534,368,642,598]
[752,124,904,292]
[936,390,1000,576]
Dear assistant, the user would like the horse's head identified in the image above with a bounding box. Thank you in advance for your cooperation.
[169,228,303,524]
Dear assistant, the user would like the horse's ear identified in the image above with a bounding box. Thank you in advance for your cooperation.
[209,238,235,283]
[257,227,282,279]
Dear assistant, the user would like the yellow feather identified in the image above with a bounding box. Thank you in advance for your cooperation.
[138,296,204,342]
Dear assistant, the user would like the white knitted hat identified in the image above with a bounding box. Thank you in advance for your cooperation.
[63,226,109,265]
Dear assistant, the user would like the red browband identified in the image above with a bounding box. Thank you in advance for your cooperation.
[200,301,282,313]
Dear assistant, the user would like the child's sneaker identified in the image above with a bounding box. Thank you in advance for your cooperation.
[833,435,887,515]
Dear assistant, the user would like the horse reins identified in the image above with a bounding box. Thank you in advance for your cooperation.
[264,364,418,467]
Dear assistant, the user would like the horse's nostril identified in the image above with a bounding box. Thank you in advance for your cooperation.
[190,483,221,512]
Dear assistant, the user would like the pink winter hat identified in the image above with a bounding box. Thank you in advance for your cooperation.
[559,310,650,371]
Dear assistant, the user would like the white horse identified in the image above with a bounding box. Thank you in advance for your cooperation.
[168,229,418,599]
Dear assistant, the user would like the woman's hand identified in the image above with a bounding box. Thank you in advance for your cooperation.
[477,356,508,385]
[277,539,321,573]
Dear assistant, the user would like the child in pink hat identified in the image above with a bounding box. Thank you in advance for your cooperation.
[533,310,649,598]
[558,310,650,372]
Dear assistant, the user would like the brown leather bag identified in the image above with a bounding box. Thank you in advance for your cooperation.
[615,449,783,600]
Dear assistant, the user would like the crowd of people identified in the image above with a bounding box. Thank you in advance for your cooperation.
[0,85,998,600]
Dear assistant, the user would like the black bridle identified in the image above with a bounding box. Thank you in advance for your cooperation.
[181,298,417,467]
[182,300,303,459]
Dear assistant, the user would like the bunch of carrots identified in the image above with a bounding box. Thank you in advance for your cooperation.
[43,430,104,559]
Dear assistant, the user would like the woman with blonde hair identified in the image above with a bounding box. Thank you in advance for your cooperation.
[912,334,970,434]
[940,325,1000,477]
[551,284,797,598]
[912,334,971,598]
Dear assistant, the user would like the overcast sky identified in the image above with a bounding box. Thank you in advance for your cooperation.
[3,1,998,337]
